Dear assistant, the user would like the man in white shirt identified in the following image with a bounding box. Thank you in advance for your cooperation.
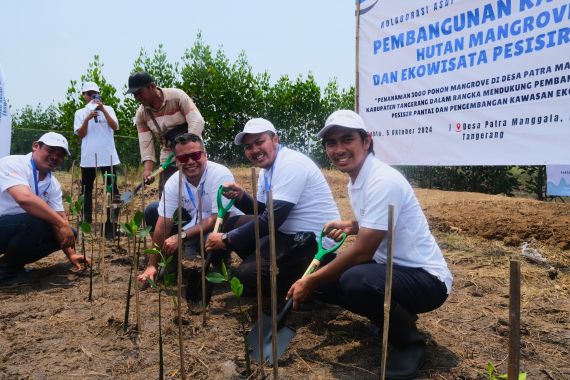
[205,118,340,296]
[0,132,90,283]
[287,110,453,379]
[74,82,120,223]
[138,133,240,284]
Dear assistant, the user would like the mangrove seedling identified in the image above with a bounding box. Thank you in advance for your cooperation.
[120,210,151,333]
[79,221,95,301]
[207,262,252,376]
[487,361,526,380]
[145,246,177,380]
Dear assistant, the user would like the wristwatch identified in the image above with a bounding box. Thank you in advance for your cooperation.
[180,230,187,241]
[221,233,232,249]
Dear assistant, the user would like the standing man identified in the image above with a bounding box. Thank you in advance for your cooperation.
[74,81,120,223]
[205,118,340,296]
[126,72,205,193]
[287,110,453,379]
[0,132,90,283]
[138,133,241,284]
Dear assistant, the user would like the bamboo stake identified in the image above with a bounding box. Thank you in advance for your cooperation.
[355,0,361,113]
[176,167,186,380]
[69,160,75,223]
[142,169,148,249]
[380,204,395,380]
[268,189,279,378]
[508,260,521,380]
[252,167,264,370]
[94,155,100,261]
[198,185,207,326]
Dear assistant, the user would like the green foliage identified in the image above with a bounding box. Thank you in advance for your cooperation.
[12,104,61,130]
[80,221,92,234]
[206,261,244,298]
[487,362,526,380]
[120,210,151,237]
[65,194,84,217]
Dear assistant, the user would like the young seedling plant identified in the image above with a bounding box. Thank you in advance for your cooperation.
[144,246,177,380]
[207,261,252,377]
[120,210,151,333]
[79,221,95,301]
[65,194,88,265]
[487,361,526,380]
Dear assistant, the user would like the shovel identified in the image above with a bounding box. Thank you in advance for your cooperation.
[247,229,347,364]
[186,185,236,306]
[120,152,176,205]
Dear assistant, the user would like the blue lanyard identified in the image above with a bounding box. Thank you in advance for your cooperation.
[263,145,282,202]
[184,170,207,226]
[30,157,51,196]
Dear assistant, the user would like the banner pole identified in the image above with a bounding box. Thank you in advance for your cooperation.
[355,0,361,113]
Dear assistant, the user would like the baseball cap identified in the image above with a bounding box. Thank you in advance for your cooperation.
[125,72,154,94]
[38,132,70,155]
[81,81,100,93]
[234,118,277,145]
[317,110,367,139]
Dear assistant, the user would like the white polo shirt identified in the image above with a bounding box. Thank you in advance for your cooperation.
[257,147,340,237]
[158,161,242,229]
[74,105,120,167]
[0,153,64,216]
[349,154,453,294]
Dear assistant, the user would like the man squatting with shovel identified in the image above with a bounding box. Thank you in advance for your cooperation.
[126,72,205,193]
[137,133,241,284]
[205,118,340,296]
[286,110,453,379]
[0,133,90,283]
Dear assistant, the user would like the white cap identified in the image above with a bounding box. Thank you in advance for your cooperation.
[234,118,277,145]
[317,110,367,139]
[81,81,100,93]
[38,132,70,155]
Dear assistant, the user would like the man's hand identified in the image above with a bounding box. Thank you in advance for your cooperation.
[162,234,180,255]
[222,182,245,203]
[138,265,158,284]
[68,252,91,271]
[205,232,225,252]
[287,277,316,310]
[143,161,155,184]
[55,224,75,249]
[324,220,358,239]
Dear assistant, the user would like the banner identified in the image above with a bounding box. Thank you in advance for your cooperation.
[0,66,11,157]
[358,0,570,165]
[546,165,570,196]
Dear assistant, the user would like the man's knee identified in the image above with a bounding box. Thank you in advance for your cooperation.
[144,202,160,231]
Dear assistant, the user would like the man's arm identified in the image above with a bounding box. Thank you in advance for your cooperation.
[162,214,217,255]
[74,109,96,139]
[138,216,172,283]
[99,104,118,131]
[7,185,75,249]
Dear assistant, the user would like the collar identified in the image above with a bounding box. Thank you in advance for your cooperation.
[349,153,375,190]
[144,87,166,113]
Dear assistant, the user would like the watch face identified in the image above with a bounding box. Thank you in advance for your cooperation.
[180,231,187,239]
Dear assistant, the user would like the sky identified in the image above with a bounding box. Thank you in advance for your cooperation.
[0,0,356,112]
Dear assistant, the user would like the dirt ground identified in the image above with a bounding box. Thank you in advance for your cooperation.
[0,168,568,380]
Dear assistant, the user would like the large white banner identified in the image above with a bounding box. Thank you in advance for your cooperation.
[546,165,570,196]
[359,0,570,165]
[0,66,12,157]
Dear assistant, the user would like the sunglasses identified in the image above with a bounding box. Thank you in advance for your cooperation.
[176,151,205,163]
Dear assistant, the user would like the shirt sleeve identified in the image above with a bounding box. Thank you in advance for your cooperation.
[180,95,204,136]
[73,109,85,134]
[0,160,29,192]
[105,106,119,130]
[358,177,402,231]
[136,108,156,163]
[268,159,307,205]
[47,177,64,212]
[157,175,179,219]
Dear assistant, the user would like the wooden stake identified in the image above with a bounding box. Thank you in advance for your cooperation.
[380,204,395,380]
[198,185,207,326]
[176,167,186,380]
[69,160,75,223]
[252,167,264,369]
[268,189,279,378]
[508,260,521,380]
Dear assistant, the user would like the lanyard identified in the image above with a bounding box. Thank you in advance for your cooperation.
[184,170,207,226]
[30,157,51,197]
[263,145,282,202]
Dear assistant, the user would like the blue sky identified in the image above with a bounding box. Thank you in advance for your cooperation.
[1,1,356,111]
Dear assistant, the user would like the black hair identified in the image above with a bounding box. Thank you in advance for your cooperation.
[173,133,205,150]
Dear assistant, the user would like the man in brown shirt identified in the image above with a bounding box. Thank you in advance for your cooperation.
[126,72,205,192]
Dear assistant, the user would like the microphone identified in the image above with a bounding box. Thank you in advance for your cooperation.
[92,94,101,123]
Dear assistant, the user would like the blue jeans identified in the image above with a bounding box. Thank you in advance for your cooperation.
[314,259,449,324]
[0,213,73,267]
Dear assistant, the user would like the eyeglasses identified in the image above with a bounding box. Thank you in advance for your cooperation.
[176,151,204,163]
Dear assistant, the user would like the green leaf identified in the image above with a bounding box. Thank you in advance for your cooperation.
[221,260,228,280]
[147,278,158,289]
[206,272,227,284]
[144,248,161,255]
[230,276,243,298]
[137,226,152,237]
[65,194,72,204]
[80,221,91,233]
[164,273,176,287]
[120,223,133,236]
[134,210,143,228]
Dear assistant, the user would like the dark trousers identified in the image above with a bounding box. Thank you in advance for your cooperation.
[314,260,449,324]
[223,215,316,296]
[0,214,68,267]
[81,166,119,223]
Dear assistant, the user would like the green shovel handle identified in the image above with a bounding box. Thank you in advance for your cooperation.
[160,152,176,170]
[315,228,347,262]
[216,185,236,219]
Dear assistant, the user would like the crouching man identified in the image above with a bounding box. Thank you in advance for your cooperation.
[0,132,90,283]
[287,110,453,379]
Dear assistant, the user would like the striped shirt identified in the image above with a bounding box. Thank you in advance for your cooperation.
[135,87,204,164]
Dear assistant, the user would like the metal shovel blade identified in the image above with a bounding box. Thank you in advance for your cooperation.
[247,312,296,365]
[120,191,133,204]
